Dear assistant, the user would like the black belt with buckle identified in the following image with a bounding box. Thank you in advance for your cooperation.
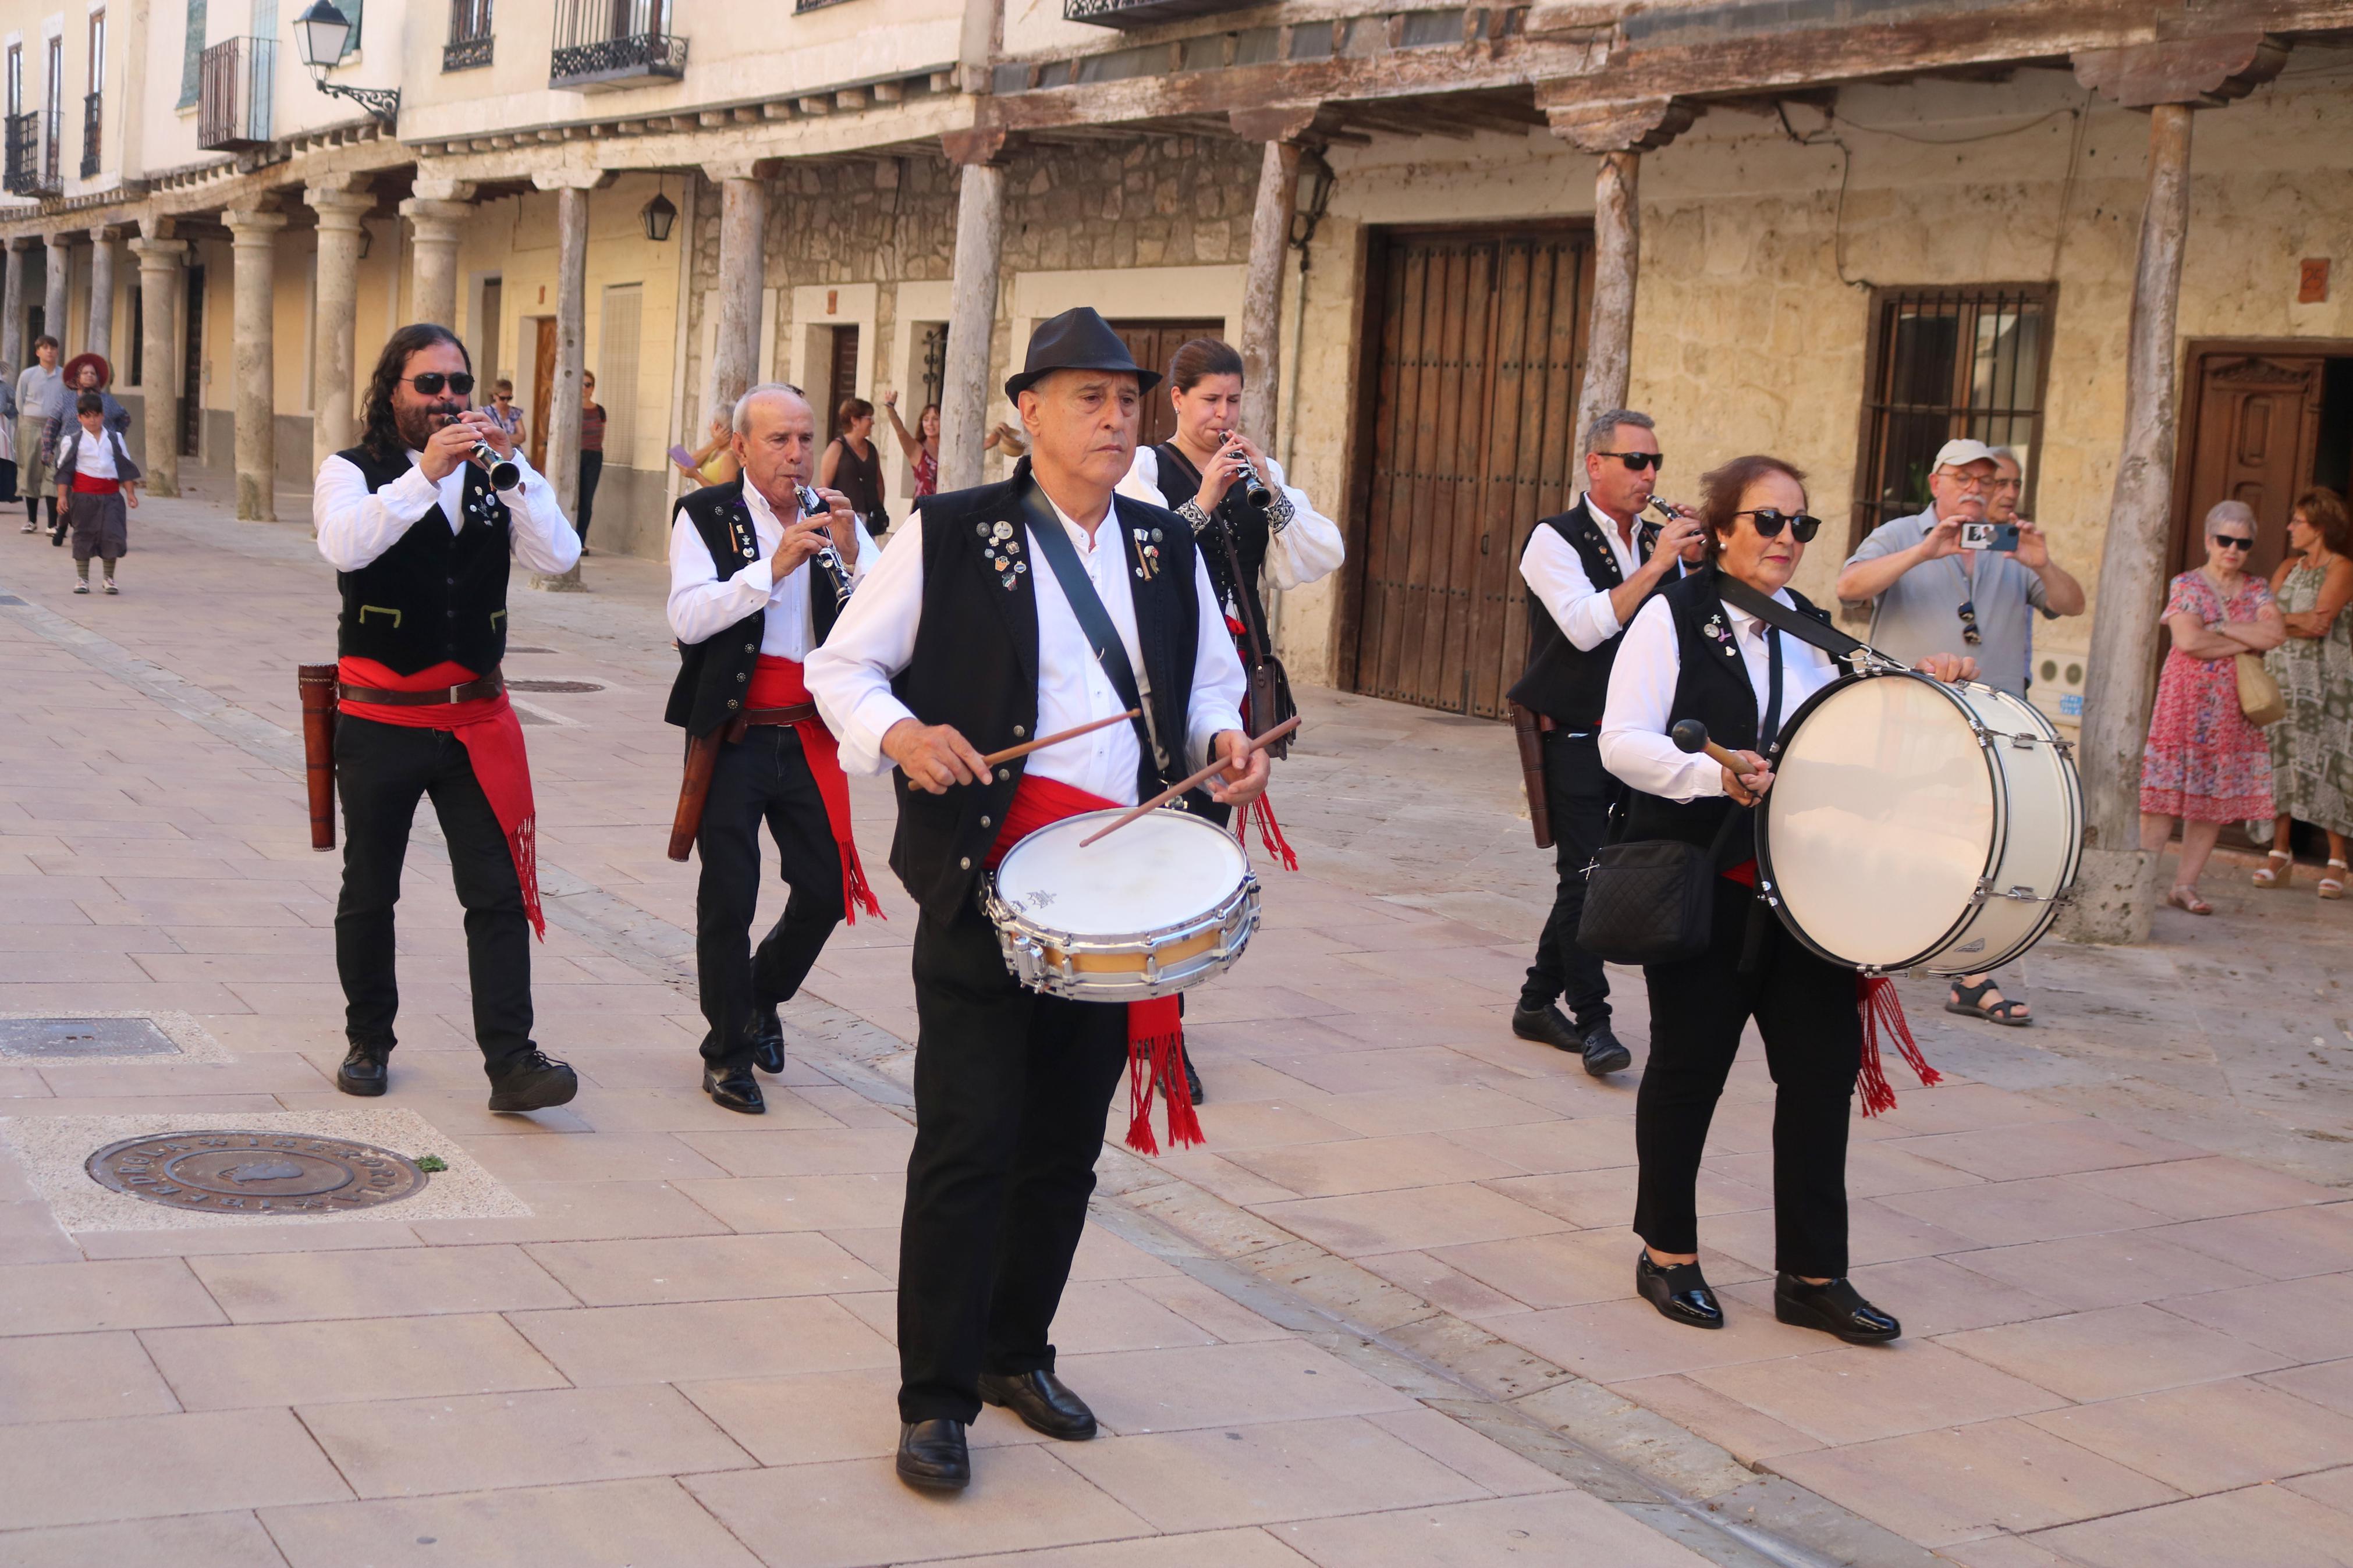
[338,667,506,706]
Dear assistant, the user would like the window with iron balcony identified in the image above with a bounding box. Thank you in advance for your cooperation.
[446,0,493,72]
[549,0,684,91]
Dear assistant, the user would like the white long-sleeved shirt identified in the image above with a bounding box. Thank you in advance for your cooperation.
[666,481,877,657]
[1520,493,1648,653]
[70,425,119,481]
[1599,589,1841,802]
[314,447,580,577]
[805,495,1249,806]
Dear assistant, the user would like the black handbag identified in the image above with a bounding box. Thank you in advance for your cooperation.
[1576,838,1717,965]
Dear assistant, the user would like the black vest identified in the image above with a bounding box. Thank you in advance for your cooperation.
[1148,441,1268,633]
[1507,499,1660,727]
[663,480,844,738]
[1623,573,1833,871]
[332,444,513,676]
[889,458,1203,925]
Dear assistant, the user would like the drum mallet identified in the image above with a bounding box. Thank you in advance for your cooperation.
[1080,716,1303,847]
[1670,719,1749,774]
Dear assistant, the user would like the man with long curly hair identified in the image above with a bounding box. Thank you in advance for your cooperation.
[311,323,583,1112]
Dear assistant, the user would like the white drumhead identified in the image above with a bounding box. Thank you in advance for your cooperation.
[995,809,1249,937]
[1765,675,1994,968]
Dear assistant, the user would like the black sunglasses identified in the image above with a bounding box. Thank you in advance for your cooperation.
[1593,451,1663,472]
[402,372,476,396]
[2212,534,2255,550]
[1957,600,1983,646]
[1735,508,1822,542]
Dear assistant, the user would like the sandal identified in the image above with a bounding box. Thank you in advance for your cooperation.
[2254,850,2292,888]
[1947,977,2032,1027]
[2166,886,2213,916]
[2322,859,2348,901]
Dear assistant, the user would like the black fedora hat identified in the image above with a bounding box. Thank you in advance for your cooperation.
[1003,307,1161,401]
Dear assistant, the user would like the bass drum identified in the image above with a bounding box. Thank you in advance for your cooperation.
[1755,671,2081,976]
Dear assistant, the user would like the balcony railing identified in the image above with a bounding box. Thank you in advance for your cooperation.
[550,0,686,90]
[79,91,100,178]
[1064,0,1254,24]
[198,37,276,151]
[446,0,494,71]
[3,109,59,197]
[792,0,856,10]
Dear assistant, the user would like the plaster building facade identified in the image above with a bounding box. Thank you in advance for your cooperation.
[0,0,2345,941]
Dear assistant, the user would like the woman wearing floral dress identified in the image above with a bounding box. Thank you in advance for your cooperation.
[2260,487,2353,897]
[2138,501,2285,913]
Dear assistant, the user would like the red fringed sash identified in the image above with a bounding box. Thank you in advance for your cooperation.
[338,657,544,938]
[746,656,882,924]
[1856,974,1942,1116]
[985,772,1201,1155]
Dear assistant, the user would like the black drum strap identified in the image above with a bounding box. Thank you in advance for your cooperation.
[1716,575,1863,662]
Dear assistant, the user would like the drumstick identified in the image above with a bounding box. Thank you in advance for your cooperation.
[978,710,1140,769]
[1669,719,1752,776]
[1078,716,1302,848]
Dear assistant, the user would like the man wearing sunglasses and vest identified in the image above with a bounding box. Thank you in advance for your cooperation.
[313,323,583,1112]
[1836,436,2085,1028]
[1508,409,1703,1078]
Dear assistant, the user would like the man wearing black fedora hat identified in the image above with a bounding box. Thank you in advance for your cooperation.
[808,306,1267,1492]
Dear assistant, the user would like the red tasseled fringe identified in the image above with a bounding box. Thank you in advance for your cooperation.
[512,815,545,940]
[1122,996,1200,1155]
[1246,793,1298,871]
[1856,974,1942,1117]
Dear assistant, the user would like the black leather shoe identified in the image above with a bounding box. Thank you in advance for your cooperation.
[1775,1274,1901,1343]
[1636,1251,1724,1329]
[1580,1022,1632,1076]
[1511,1002,1584,1054]
[336,1044,389,1097]
[750,1005,786,1076]
[977,1369,1098,1440]
[703,1063,766,1114]
[485,1051,579,1113]
[1182,1046,1205,1107]
[896,1418,970,1491]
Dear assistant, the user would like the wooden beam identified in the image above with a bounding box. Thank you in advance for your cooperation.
[1542,95,1697,154]
[2074,32,2290,105]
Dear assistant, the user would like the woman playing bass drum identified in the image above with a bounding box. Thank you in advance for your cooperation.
[1118,337,1344,1106]
[1597,455,1972,1344]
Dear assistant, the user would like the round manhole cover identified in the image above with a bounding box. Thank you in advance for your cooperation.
[507,679,604,694]
[86,1131,430,1215]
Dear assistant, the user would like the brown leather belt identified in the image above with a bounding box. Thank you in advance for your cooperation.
[742,703,818,727]
[338,667,505,706]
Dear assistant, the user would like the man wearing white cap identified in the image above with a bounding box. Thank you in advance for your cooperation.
[1837,436,2084,1027]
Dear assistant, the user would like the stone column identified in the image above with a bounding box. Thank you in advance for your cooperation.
[533,175,593,591]
[44,236,70,353]
[1,237,29,372]
[86,225,121,360]
[306,184,375,477]
[939,129,1008,492]
[1543,97,1694,467]
[127,227,189,497]
[2061,34,2287,943]
[708,165,768,420]
[225,209,288,521]
[1230,107,1319,453]
[400,179,475,336]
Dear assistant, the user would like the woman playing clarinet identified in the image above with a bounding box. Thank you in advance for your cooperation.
[1598,455,1973,1344]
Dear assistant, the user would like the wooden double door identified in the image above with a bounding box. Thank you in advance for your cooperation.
[1347,226,1595,717]
[2172,342,2353,583]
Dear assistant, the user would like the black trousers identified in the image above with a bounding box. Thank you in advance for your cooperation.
[1521,730,1615,1026]
[334,715,536,1076]
[897,900,1129,1425]
[1635,877,1861,1278]
[693,725,844,1069]
[576,450,604,548]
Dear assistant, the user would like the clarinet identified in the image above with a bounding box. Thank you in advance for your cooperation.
[797,485,855,612]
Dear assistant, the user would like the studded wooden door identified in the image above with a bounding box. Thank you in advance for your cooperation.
[1348,227,1593,717]
[2173,349,2330,585]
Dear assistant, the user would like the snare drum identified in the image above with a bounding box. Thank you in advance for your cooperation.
[983,809,1259,1001]
[1756,671,2082,976]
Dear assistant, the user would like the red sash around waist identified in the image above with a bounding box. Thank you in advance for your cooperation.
[988,773,1199,1157]
[71,475,121,495]
[336,657,543,938]
[746,655,881,924]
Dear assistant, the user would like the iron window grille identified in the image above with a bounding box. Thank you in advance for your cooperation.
[1,111,54,196]
[445,0,492,71]
[80,91,100,177]
[549,0,685,89]
[1064,0,1255,24]
[1850,284,2054,553]
[197,37,275,150]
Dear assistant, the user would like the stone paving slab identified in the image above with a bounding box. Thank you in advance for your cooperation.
[0,498,2348,1566]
